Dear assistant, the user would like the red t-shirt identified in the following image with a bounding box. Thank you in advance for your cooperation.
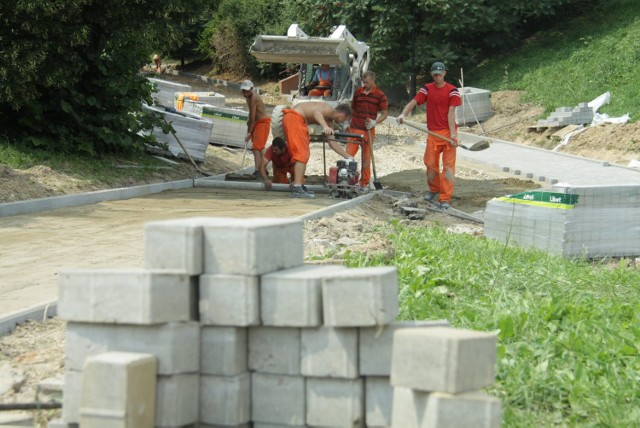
[263,146,292,169]
[350,86,388,130]
[413,82,461,130]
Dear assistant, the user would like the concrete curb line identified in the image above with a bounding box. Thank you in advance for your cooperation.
[0,301,57,336]
[298,192,377,222]
[0,179,194,218]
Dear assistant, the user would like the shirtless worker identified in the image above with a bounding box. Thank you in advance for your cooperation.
[282,102,353,199]
[241,80,271,176]
[258,137,294,190]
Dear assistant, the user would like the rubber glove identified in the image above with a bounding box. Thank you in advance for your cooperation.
[365,118,376,129]
[396,114,405,125]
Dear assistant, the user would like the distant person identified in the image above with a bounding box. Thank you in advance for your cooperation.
[396,62,461,210]
[282,101,352,198]
[304,64,334,97]
[347,70,388,189]
[153,54,162,73]
[258,137,294,190]
[241,80,271,176]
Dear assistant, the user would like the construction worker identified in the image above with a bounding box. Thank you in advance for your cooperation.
[241,80,271,176]
[258,137,294,190]
[305,64,334,97]
[396,62,461,210]
[282,101,352,199]
[152,54,162,73]
[346,70,388,189]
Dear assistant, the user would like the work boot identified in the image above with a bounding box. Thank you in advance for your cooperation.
[439,201,450,210]
[301,185,315,195]
[424,191,439,202]
[290,185,315,199]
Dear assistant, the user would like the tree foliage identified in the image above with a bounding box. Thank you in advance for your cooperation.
[199,0,297,77]
[286,0,596,89]
[0,0,205,154]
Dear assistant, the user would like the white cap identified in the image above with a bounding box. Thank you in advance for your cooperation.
[240,80,253,91]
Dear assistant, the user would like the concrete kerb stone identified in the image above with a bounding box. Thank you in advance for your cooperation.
[0,179,194,218]
[297,191,377,222]
[0,300,57,336]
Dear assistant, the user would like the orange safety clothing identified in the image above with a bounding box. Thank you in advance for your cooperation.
[308,68,333,97]
[346,128,374,187]
[424,129,456,203]
[282,109,311,164]
[250,118,271,151]
[263,146,294,184]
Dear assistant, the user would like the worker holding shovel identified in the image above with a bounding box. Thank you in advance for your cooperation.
[346,70,388,190]
[396,62,462,209]
[242,80,271,176]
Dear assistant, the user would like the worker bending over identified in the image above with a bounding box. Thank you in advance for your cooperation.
[258,137,294,190]
[282,102,352,199]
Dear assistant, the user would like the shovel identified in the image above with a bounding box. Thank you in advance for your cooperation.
[402,119,490,151]
[367,129,383,190]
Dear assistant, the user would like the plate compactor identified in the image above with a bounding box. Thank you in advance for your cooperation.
[325,131,365,199]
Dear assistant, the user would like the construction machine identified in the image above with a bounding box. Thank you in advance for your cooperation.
[250,24,370,107]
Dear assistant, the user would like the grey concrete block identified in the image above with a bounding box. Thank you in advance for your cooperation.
[65,322,199,375]
[359,320,450,376]
[80,352,157,428]
[249,327,301,375]
[424,391,502,428]
[261,264,345,327]
[306,377,364,427]
[301,327,358,378]
[202,217,304,275]
[201,327,247,376]
[253,424,303,428]
[59,269,194,324]
[200,373,251,426]
[199,274,260,326]
[156,374,199,427]
[251,373,305,425]
[62,369,83,424]
[144,217,205,275]
[390,386,429,427]
[322,266,399,327]
[365,376,393,428]
[391,327,497,393]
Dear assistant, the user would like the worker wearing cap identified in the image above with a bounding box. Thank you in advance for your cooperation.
[258,137,294,190]
[306,64,334,97]
[396,62,461,210]
[346,70,388,189]
[241,80,271,176]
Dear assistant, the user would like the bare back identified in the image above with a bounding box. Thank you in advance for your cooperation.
[293,101,334,125]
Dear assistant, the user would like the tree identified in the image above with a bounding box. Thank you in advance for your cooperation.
[0,0,205,154]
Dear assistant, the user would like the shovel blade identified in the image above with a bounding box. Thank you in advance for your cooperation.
[465,140,491,151]
[373,180,383,190]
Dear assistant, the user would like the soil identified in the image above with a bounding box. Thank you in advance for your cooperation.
[1,65,638,424]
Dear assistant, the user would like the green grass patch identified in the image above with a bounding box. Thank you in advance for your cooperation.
[344,221,640,426]
[467,0,640,120]
[0,138,183,185]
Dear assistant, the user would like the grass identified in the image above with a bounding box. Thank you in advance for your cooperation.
[466,0,640,120]
[343,221,640,427]
[0,138,186,187]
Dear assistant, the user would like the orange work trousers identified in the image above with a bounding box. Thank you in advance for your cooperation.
[272,165,293,184]
[346,127,374,187]
[424,129,456,203]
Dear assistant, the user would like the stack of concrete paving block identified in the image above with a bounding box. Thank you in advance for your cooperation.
[201,105,250,149]
[484,184,640,258]
[55,216,502,427]
[58,268,201,427]
[390,328,501,427]
[536,102,594,128]
[456,87,493,125]
[147,78,192,109]
[143,104,213,162]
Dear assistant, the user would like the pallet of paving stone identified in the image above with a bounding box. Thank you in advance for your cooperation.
[143,104,213,162]
[201,105,250,149]
[147,77,192,109]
